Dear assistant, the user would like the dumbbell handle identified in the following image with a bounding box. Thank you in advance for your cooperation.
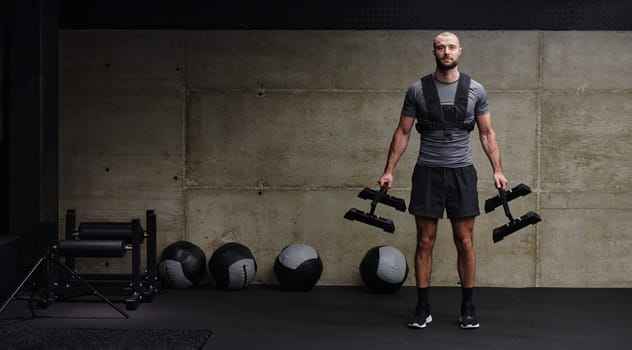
[498,188,514,221]
[370,183,389,216]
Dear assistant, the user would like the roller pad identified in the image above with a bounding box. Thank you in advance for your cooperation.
[484,183,532,213]
[78,222,142,243]
[492,211,541,243]
[344,208,395,233]
[357,188,407,212]
[58,240,127,258]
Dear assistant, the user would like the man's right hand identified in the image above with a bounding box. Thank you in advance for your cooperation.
[378,173,394,190]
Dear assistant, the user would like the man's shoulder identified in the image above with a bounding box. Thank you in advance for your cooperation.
[464,74,485,91]
[405,78,423,94]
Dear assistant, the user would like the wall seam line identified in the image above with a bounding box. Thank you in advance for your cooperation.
[181,29,188,241]
[535,31,544,288]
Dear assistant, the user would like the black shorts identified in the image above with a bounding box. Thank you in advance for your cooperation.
[409,164,480,219]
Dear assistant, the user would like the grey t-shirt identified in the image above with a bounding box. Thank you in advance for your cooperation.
[401,74,489,168]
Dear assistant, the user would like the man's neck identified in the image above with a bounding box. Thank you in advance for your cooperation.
[434,67,460,83]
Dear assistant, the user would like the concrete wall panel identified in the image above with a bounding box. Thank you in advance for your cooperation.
[187,30,432,90]
[60,82,182,155]
[541,91,632,192]
[539,208,632,287]
[186,90,412,188]
[543,32,632,90]
[457,31,540,90]
[540,192,632,287]
[542,191,632,210]
[187,31,539,90]
[60,30,183,82]
[471,91,539,187]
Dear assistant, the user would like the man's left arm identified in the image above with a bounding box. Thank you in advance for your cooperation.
[477,113,508,190]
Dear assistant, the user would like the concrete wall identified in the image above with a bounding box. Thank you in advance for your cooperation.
[59,30,632,287]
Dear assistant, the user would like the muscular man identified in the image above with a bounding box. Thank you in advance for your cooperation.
[378,32,508,330]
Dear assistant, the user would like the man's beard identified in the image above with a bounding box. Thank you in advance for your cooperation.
[435,56,459,71]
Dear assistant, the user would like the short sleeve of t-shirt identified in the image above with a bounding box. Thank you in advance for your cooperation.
[400,81,423,118]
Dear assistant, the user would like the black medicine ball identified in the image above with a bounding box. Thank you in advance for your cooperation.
[158,240,207,289]
[359,245,408,293]
[208,242,257,290]
[274,243,323,291]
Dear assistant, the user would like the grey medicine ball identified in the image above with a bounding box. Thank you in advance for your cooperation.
[208,242,257,290]
[359,245,408,293]
[274,243,323,291]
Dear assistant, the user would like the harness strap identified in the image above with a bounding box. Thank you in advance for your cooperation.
[416,120,475,131]
[416,73,473,133]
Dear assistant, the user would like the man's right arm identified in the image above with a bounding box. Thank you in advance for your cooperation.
[379,116,416,189]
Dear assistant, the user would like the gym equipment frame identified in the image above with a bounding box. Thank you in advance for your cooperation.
[0,246,129,318]
[53,209,160,311]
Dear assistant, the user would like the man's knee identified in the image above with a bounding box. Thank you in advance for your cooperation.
[417,235,436,253]
[415,216,438,252]
[451,217,475,253]
[454,235,474,254]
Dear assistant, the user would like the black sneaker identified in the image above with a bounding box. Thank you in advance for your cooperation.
[408,305,432,329]
[459,302,480,329]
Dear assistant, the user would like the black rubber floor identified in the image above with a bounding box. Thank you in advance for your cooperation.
[1,286,631,350]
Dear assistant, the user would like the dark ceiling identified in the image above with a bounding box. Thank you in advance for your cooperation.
[58,0,632,30]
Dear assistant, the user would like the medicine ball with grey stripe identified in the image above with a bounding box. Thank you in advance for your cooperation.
[158,241,207,289]
[274,243,323,291]
[209,242,257,290]
[359,245,408,293]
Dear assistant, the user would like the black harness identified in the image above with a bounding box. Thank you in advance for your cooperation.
[415,73,475,136]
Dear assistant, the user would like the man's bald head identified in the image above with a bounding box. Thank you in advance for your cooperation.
[433,32,461,49]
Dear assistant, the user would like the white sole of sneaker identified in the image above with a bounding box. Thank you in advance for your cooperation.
[458,316,480,329]
[407,315,433,329]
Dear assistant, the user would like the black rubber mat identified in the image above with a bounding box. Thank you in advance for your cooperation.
[1,286,630,350]
[0,326,211,350]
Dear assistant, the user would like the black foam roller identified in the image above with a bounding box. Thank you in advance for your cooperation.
[78,222,134,241]
[57,239,126,257]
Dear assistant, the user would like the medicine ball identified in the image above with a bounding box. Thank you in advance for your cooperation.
[208,242,257,290]
[359,245,408,293]
[158,241,207,289]
[274,243,323,291]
